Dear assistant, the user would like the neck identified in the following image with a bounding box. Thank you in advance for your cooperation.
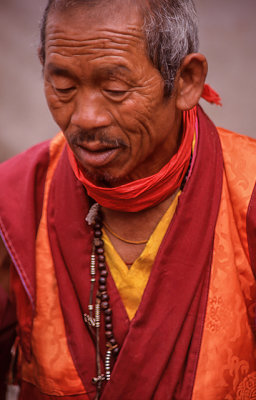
[102,191,177,265]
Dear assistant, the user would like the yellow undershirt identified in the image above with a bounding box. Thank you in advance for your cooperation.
[103,190,181,320]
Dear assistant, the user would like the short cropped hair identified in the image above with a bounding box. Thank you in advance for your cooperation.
[39,0,199,96]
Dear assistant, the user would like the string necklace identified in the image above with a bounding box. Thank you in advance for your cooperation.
[103,221,148,245]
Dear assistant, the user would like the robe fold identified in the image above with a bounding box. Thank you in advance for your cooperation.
[0,107,255,399]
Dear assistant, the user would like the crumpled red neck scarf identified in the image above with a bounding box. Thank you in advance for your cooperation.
[68,85,221,212]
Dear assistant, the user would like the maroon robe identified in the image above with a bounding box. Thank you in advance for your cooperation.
[1,107,254,399]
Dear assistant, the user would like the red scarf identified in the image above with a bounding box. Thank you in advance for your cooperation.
[68,85,221,212]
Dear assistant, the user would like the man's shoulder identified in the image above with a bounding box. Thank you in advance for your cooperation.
[0,133,66,186]
[217,127,256,176]
[216,127,256,225]
[0,134,67,248]
[0,134,67,220]
[217,127,256,157]
[0,139,51,184]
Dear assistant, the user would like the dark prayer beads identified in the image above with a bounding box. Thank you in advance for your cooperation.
[92,209,120,381]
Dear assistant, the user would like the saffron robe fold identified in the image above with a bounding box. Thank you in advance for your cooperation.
[45,106,222,399]
[0,107,255,399]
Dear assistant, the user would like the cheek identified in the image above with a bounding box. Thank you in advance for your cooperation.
[110,109,153,169]
[114,96,156,146]
[44,83,72,130]
[122,84,170,149]
[116,92,151,127]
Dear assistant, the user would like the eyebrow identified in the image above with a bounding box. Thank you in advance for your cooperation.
[46,63,75,78]
[97,65,136,85]
[99,65,130,76]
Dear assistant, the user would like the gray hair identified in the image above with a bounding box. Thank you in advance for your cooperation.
[39,0,199,96]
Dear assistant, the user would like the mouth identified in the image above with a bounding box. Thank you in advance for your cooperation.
[75,142,121,168]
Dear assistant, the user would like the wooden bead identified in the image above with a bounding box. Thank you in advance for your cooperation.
[105,323,112,331]
[98,262,106,270]
[98,255,105,263]
[112,347,120,356]
[104,308,112,316]
[105,331,113,339]
[99,277,106,285]
[100,269,108,277]
[109,338,116,346]
[94,222,102,230]
[99,285,107,292]
[101,293,109,301]
[94,230,102,238]
[94,239,104,248]
[105,315,112,324]
[96,247,104,255]
[101,301,109,310]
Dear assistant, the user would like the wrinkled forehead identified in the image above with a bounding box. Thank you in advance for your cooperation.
[46,0,146,31]
[45,0,147,54]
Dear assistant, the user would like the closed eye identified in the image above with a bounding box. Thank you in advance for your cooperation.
[104,89,129,100]
[106,89,126,94]
[55,87,76,94]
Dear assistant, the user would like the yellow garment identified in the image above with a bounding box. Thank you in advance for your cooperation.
[103,191,180,320]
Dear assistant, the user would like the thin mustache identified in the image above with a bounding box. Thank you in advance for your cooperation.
[70,129,127,148]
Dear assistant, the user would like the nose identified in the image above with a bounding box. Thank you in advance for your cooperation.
[71,89,112,130]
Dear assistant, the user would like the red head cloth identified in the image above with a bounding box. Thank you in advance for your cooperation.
[67,85,221,212]
[201,84,222,106]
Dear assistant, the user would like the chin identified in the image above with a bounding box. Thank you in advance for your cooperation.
[84,168,128,188]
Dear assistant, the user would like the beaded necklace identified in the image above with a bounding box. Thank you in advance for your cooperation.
[84,203,120,400]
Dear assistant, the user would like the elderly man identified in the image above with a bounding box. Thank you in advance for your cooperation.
[0,0,256,399]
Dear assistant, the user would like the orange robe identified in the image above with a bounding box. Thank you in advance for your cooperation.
[0,107,255,399]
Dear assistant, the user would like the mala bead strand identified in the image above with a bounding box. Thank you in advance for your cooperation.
[85,204,120,398]
[93,211,120,375]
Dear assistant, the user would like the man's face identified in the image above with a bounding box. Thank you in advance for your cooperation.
[44,2,181,186]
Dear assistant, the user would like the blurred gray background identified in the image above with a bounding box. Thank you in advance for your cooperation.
[1,0,256,162]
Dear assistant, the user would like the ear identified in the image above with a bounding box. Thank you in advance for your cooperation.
[175,53,208,111]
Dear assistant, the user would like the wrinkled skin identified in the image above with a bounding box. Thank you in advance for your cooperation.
[44,1,182,186]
